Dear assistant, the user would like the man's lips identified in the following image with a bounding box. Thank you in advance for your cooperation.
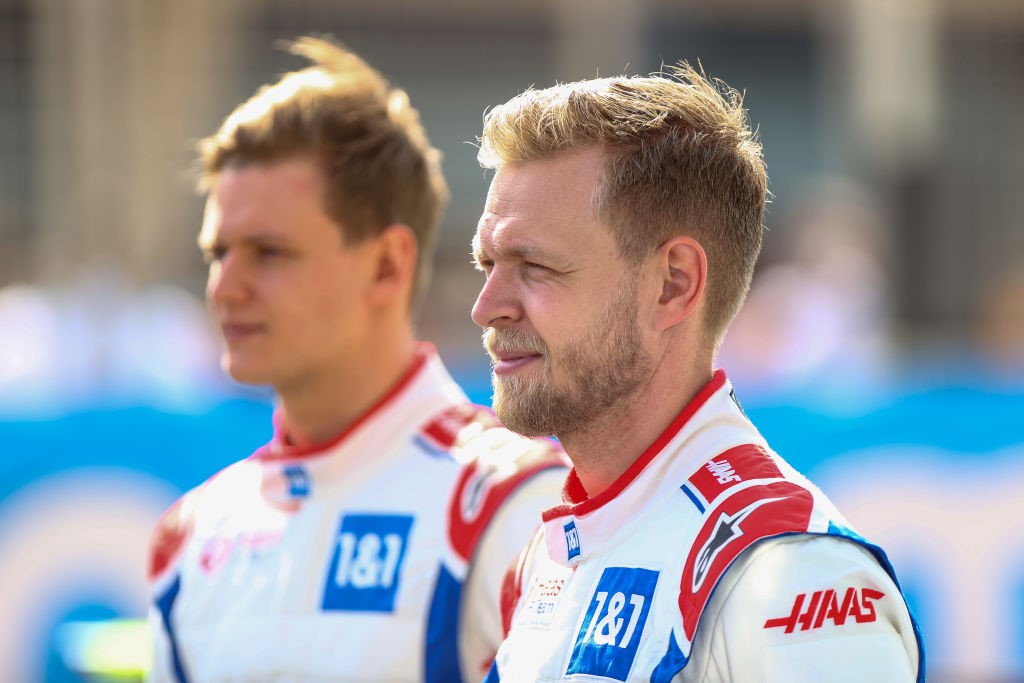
[490,351,543,374]
[220,321,265,341]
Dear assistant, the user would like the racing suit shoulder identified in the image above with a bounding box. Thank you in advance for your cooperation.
[685,534,920,683]
[446,413,568,564]
[146,458,255,584]
[148,494,194,583]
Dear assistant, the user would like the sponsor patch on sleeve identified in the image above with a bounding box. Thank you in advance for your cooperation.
[764,586,886,634]
[688,444,784,505]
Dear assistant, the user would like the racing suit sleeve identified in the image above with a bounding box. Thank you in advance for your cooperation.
[457,467,566,681]
[681,534,920,683]
[148,604,177,683]
[146,496,193,683]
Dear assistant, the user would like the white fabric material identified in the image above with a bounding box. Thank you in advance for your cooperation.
[148,349,565,683]
[685,535,918,683]
[460,467,566,676]
[491,372,920,683]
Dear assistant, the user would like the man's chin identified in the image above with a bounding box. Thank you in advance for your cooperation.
[221,356,273,387]
[494,413,551,438]
[493,392,556,438]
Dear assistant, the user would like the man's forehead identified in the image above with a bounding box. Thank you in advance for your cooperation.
[198,160,327,244]
[472,151,616,264]
[472,204,543,250]
[486,163,580,210]
[197,196,222,247]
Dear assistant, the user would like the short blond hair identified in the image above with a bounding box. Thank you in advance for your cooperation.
[199,37,449,303]
[478,64,767,347]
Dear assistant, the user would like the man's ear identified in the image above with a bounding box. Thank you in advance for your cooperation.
[652,235,706,331]
[368,224,417,307]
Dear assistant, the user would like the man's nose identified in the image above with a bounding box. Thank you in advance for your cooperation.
[471,266,522,329]
[207,253,248,307]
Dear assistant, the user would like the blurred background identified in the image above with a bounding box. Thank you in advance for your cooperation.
[0,0,1022,681]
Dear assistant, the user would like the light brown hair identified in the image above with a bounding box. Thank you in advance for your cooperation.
[478,64,767,347]
[199,37,449,302]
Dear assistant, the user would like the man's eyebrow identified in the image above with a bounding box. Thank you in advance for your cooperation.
[470,234,487,264]
[504,244,547,260]
[473,239,564,265]
[198,233,294,250]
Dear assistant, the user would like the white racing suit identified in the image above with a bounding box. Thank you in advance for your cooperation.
[148,345,567,682]
[488,369,923,683]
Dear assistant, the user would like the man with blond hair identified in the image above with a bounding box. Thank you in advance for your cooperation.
[146,37,565,682]
[472,66,923,682]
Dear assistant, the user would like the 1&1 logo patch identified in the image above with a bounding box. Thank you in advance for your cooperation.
[564,520,581,561]
[282,464,311,498]
[566,566,659,681]
[322,514,413,612]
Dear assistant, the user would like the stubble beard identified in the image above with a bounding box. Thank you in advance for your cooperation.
[485,284,653,439]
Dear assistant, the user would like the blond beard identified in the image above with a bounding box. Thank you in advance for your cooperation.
[485,280,651,438]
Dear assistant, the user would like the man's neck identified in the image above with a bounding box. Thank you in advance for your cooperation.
[276,327,417,448]
[559,362,713,499]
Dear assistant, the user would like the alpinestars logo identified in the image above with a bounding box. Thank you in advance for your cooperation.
[692,497,783,591]
[460,462,500,521]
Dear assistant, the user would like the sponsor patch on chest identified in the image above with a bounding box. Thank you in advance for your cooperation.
[566,566,660,681]
[321,514,414,613]
[517,575,568,631]
[197,530,283,577]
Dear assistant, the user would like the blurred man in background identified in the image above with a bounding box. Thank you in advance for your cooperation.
[471,66,923,682]
[147,37,565,683]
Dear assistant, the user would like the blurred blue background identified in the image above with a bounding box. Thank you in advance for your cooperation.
[1,1,1023,681]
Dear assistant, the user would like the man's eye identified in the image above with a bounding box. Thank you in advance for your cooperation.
[523,261,551,274]
[256,246,284,259]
